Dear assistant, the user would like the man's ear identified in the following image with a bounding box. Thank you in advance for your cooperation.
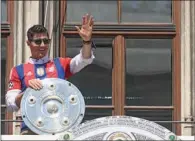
[26,40,31,46]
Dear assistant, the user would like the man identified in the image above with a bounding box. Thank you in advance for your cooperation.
[5,14,95,135]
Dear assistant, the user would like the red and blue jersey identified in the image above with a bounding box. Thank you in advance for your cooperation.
[8,57,73,91]
[8,57,73,132]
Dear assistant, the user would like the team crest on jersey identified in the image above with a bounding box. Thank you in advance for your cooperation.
[8,81,13,89]
[36,67,45,76]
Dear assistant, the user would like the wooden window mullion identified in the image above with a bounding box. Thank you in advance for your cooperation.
[113,35,125,115]
[60,0,67,57]
[172,0,181,135]
[4,0,14,135]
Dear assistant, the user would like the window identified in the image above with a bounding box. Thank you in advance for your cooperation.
[125,38,173,130]
[121,1,172,23]
[1,0,14,135]
[125,38,172,106]
[66,38,113,105]
[66,0,172,24]
[66,1,118,23]
[66,37,114,121]
[83,109,112,122]
[1,0,7,21]
[60,0,180,135]
[125,110,173,130]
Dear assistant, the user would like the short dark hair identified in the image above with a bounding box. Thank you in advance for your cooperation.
[27,24,49,41]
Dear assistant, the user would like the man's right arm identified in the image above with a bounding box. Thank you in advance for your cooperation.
[5,67,22,112]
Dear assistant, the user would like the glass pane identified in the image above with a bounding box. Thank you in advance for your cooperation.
[1,122,5,134]
[66,1,117,23]
[126,39,172,106]
[82,109,112,123]
[1,38,7,134]
[125,110,173,131]
[1,0,7,21]
[66,38,113,105]
[1,38,6,104]
[121,1,172,23]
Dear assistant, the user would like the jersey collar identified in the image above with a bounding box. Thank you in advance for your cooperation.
[28,55,50,64]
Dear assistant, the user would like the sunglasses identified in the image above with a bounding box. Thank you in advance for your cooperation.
[32,38,50,45]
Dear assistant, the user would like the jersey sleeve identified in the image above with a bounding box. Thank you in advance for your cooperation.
[7,67,21,91]
[59,57,73,79]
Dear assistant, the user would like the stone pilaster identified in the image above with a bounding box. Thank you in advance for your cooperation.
[190,0,195,136]
[181,0,195,136]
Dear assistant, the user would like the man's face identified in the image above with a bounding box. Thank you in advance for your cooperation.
[27,33,50,59]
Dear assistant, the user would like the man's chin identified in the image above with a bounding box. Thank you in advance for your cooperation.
[32,53,46,60]
[39,53,44,58]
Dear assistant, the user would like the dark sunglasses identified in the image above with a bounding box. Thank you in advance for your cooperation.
[32,38,50,45]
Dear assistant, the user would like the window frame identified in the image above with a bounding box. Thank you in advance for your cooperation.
[64,0,173,25]
[60,0,181,135]
[1,0,14,135]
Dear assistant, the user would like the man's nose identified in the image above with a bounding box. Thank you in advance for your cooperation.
[40,41,45,46]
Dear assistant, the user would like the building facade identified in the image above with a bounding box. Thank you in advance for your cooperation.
[1,0,195,136]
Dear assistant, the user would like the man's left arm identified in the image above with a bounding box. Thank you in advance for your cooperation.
[69,14,95,74]
[69,41,95,74]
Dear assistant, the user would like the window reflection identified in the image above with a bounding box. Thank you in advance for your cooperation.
[1,38,7,134]
[66,38,113,105]
[82,109,112,123]
[1,0,7,21]
[125,39,172,106]
[66,1,117,23]
[121,1,172,23]
[125,110,173,131]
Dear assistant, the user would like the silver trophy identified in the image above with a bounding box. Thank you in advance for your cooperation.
[21,78,85,135]
[21,78,180,140]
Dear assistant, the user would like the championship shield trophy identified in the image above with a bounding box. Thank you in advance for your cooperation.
[20,78,181,140]
[21,78,85,135]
